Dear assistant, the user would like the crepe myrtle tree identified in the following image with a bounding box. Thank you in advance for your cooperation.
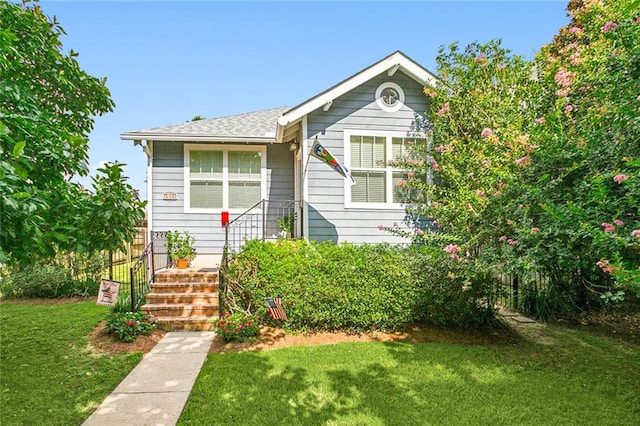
[0,1,145,267]
[384,0,639,307]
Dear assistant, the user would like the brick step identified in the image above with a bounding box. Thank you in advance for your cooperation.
[146,292,219,305]
[142,303,219,318]
[154,270,219,283]
[150,282,219,293]
[155,316,217,331]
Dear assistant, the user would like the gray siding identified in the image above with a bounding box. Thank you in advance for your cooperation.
[151,141,293,254]
[306,71,430,244]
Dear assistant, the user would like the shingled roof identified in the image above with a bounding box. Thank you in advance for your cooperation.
[120,106,289,142]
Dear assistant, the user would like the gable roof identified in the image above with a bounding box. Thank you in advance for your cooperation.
[275,50,437,141]
[121,51,437,144]
[120,106,289,142]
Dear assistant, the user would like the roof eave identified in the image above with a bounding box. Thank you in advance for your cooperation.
[120,133,276,143]
[276,51,437,134]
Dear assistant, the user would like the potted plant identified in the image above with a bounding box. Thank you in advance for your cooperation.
[166,230,196,269]
[277,213,296,238]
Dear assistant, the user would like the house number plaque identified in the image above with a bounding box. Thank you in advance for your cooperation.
[163,192,177,201]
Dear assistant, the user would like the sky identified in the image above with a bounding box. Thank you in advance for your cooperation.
[36,0,571,199]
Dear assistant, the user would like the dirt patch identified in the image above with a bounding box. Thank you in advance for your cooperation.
[553,310,640,345]
[87,321,166,354]
[208,324,521,354]
[2,297,93,305]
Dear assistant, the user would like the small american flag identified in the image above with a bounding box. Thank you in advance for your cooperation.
[264,297,287,321]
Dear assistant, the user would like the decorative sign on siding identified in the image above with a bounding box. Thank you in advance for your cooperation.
[163,192,177,201]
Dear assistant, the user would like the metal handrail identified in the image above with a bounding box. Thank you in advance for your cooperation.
[224,199,301,257]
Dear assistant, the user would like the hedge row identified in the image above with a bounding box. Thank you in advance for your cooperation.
[223,240,496,332]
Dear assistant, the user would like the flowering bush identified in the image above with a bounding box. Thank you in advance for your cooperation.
[215,312,260,342]
[382,0,639,317]
[106,310,158,343]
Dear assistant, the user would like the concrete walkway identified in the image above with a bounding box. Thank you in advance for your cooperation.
[83,331,215,426]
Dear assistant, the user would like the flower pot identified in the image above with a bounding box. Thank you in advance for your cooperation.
[176,258,189,269]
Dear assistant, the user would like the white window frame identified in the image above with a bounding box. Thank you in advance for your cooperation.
[344,129,416,210]
[375,82,405,113]
[184,144,267,213]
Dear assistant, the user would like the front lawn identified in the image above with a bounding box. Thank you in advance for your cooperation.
[0,301,142,425]
[181,327,639,425]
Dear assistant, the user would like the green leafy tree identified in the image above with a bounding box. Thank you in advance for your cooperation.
[0,1,145,266]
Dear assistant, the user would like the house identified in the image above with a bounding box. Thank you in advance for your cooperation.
[121,51,437,265]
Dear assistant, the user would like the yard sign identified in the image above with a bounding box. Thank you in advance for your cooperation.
[97,279,120,306]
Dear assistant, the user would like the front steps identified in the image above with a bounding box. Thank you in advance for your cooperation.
[142,269,220,331]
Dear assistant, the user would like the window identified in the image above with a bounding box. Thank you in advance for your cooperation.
[345,131,425,208]
[375,82,405,112]
[184,145,266,212]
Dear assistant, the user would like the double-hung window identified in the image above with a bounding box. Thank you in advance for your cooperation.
[345,130,425,208]
[184,144,266,212]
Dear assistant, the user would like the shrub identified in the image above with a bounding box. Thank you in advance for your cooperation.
[0,252,106,299]
[223,240,497,332]
[105,310,158,343]
[215,312,260,342]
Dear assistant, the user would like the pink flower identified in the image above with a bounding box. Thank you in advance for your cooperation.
[613,219,624,226]
[631,230,640,238]
[434,144,446,153]
[415,228,424,236]
[476,190,485,198]
[535,117,545,125]
[530,227,540,234]
[499,235,507,242]
[602,21,618,32]
[377,224,384,230]
[507,239,518,246]
[481,128,493,138]
[397,179,407,187]
[515,155,530,167]
[565,104,574,113]
[554,69,574,88]
[392,221,399,228]
[597,259,614,274]
[444,244,461,254]
[431,159,440,172]
[568,26,581,34]
[436,102,450,117]
[461,284,469,291]
[613,174,629,184]
[601,222,615,233]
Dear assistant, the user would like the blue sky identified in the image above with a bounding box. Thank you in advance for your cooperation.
[38,0,571,198]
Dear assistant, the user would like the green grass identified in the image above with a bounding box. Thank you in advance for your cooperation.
[0,301,142,425]
[181,328,640,425]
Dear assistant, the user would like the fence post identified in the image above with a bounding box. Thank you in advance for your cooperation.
[130,266,136,312]
[150,239,155,282]
[513,275,519,310]
[108,251,113,280]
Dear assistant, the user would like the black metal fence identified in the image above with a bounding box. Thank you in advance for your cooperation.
[495,272,550,312]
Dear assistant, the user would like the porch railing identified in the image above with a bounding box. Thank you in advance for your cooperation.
[126,241,153,311]
[224,199,301,256]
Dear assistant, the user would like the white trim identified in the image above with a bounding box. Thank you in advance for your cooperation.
[375,82,405,113]
[146,140,153,242]
[302,115,309,239]
[121,134,275,143]
[183,144,267,213]
[276,52,437,131]
[343,129,412,210]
